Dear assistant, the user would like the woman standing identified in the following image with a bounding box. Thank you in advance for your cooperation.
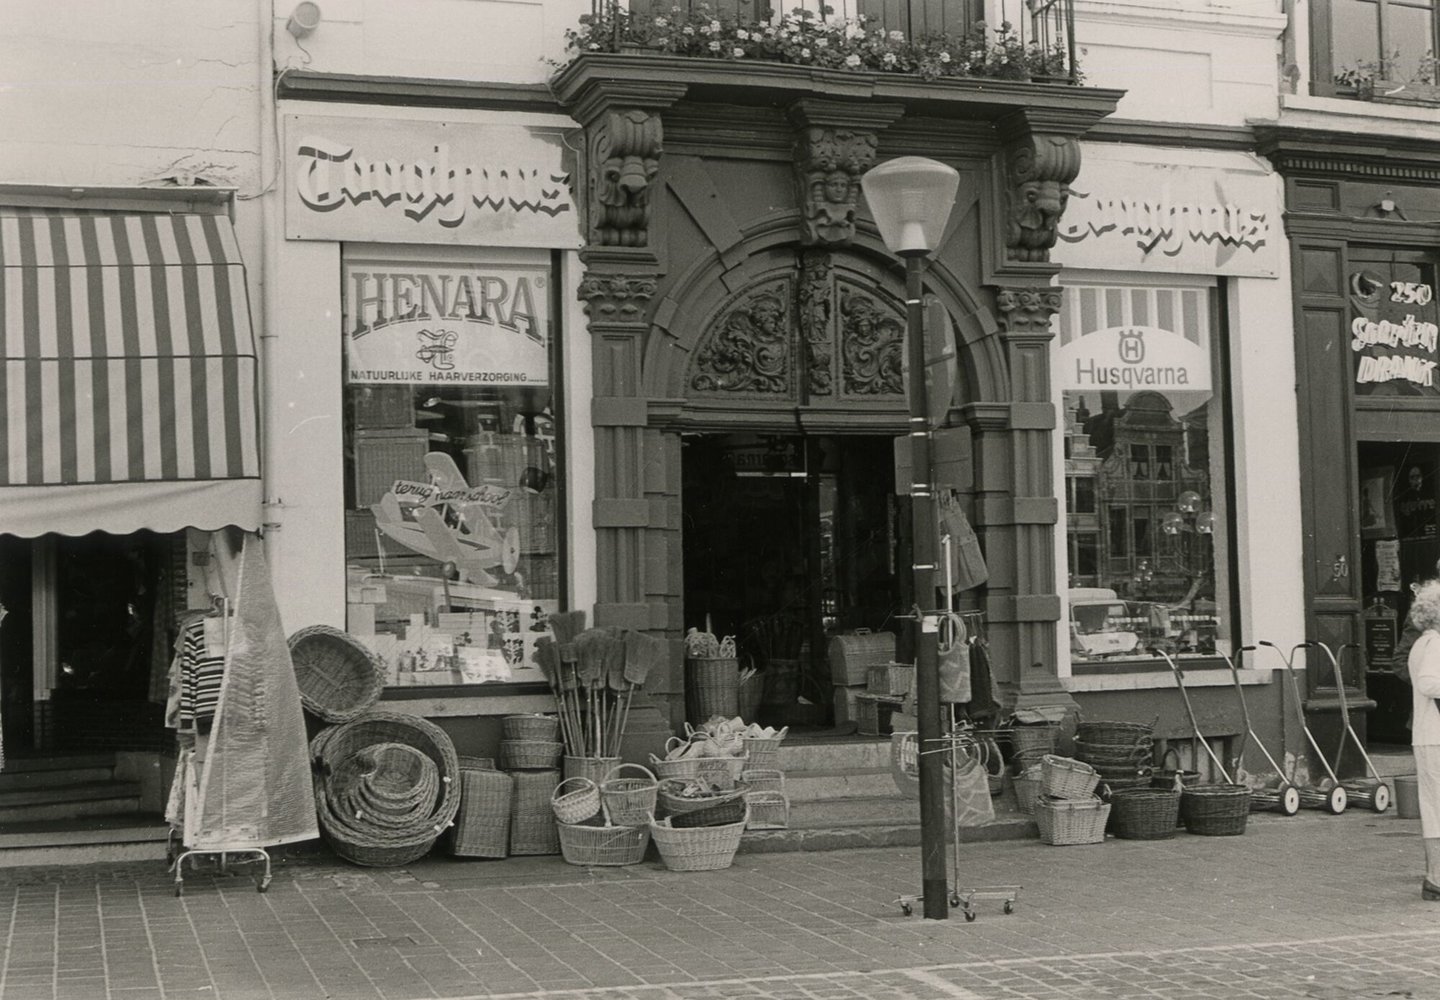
[1406,579,1440,900]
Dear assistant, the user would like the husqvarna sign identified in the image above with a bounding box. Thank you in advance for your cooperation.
[1056,325,1211,393]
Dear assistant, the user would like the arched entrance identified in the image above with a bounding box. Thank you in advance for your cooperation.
[644,233,1001,727]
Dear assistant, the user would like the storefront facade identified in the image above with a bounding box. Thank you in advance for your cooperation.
[549,57,1122,729]
[264,100,619,750]
[1259,125,1440,753]
[1048,142,1305,772]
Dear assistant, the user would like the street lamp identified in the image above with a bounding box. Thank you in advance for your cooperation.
[861,156,961,920]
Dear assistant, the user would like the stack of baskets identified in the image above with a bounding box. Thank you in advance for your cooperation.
[1074,719,1156,796]
[1004,721,1060,776]
[548,765,655,867]
[1034,754,1109,846]
[500,714,564,772]
[650,778,749,871]
[310,708,461,867]
[741,726,789,830]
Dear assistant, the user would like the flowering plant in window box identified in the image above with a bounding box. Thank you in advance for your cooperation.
[562,4,1078,84]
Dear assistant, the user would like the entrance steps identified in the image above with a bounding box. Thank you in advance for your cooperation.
[738,734,1037,854]
[0,755,168,866]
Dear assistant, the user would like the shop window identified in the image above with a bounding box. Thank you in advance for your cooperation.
[341,248,562,689]
[1070,476,1096,514]
[1312,0,1440,98]
[1056,281,1232,667]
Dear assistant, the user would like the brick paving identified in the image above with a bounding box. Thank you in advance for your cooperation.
[1,811,1439,999]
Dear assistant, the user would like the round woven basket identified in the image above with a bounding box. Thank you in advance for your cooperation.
[1180,784,1251,836]
[742,728,788,770]
[650,812,748,871]
[502,714,561,742]
[288,624,386,723]
[501,740,564,771]
[1013,765,1043,815]
[1039,754,1100,800]
[1073,737,1154,769]
[551,777,602,825]
[685,656,740,725]
[331,743,440,828]
[1108,788,1180,840]
[1076,719,1155,746]
[657,778,749,816]
[600,764,658,827]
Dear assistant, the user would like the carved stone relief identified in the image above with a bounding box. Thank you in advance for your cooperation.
[794,128,878,246]
[691,281,793,395]
[995,286,1063,336]
[838,286,905,396]
[798,252,834,395]
[590,109,663,247]
[578,274,658,322]
[1004,133,1082,263]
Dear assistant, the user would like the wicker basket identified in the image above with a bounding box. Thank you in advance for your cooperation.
[1013,765,1043,815]
[551,777,602,825]
[737,674,764,723]
[557,821,650,867]
[510,769,561,817]
[856,693,904,736]
[457,756,496,771]
[450,765,512,858]
[1005,723,1059,765]
[288,624,386,723]
[564,755,622,786]
[1074,737,1154,769]
[599,764,658,827]
[1040,754,1100,800]
[1035,796,1110,845]
[332,743,440,828]
[648,752,748,789]
[501,740,564,771]
[650,811,749,871]
[670,795,748,828]
[657,778,749,816]
[1076,719,1155,746]
[1181,784,1251,836]
[745,791,789,830]
[828,630,897,686]
[685,656,740,725]
[741,727,788,769]
[865,663,914,697]
[502,714,560,742]
[509,813,560,855]
[1109,788,1180,840]
[1099,774,1154,796]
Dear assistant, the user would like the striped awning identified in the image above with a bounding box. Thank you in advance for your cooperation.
[0,210,261,537]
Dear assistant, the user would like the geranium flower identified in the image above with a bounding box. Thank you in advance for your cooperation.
[816,36,828,48]
[882,51,896,65]
[939,50,950,62]
[844,53,860,67]
[654,16,668,27]
[733,46,746,56]
[708,39,721,51]
[800,47,811,58]
[888,29,904,41]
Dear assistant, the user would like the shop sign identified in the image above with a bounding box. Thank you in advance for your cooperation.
[1053,146,1277,277]
[344,261,550,386]
[1351,271,1440,396]
[1055,325,1211,393]
[285,114,580,248]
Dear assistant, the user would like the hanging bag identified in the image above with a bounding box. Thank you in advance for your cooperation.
[950,743,996,828]
[942,500,989,592]
[938,613,972,703]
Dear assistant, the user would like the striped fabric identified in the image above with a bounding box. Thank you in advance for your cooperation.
[1058,284,1209,349]
[0,211,259,489]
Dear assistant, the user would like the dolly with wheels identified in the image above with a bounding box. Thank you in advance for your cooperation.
[1310,640,1392,813]
[1158,649,1247,790]
[1259,641,1348,814]
[1227,646,1301,815]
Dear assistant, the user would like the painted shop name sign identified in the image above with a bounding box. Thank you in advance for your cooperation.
[1352,314,1440,387]
[344,262,550,386]
[390,480,512,510]
[1056,325,1211,393]
[285,115,580,248]
[1052,147,1278,277]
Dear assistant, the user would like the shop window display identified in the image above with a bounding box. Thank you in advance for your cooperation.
[341,250,561,687]
[1057,282,1232,665]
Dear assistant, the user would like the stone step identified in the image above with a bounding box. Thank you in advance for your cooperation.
[780,768,904,802]
[1,754,116,774]
[0,765,116,792]
[788,794,918,826]
[739,812,1037,854]
[0,781,144,823]
[0,815,170,868]
[774,738,891,773]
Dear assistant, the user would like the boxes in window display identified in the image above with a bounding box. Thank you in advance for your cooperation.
[353,427,429,506]
[353,385,414,429]
[466,432,544,489]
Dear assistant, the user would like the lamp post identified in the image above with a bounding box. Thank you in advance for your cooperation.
[861,156,961,920]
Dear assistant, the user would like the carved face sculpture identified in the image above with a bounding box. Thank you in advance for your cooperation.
[599,154,659,208]
[823,170,852,205]
[1014,178,1067,249]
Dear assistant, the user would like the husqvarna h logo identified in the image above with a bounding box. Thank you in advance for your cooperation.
[1118,328,1146,364]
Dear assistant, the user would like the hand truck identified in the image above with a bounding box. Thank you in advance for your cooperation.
[1258,641,1348,814]
[1310,640,1391,812]
[1225,645,1300,815]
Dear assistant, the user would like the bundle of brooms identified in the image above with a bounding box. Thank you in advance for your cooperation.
[534,612,666,762]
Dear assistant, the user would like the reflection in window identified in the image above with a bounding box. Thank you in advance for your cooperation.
[341,252,562,688]
[1318,0,1439,96]
[1058,283,1230,665]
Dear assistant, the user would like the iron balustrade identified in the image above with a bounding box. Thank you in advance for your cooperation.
[595,0,1078,84]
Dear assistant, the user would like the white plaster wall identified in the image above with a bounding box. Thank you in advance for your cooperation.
[0,1,262,190]
[1073,0,1287,126]
[271,0,591,85]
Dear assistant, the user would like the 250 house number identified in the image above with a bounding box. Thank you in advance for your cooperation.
[1392,281,1434,305]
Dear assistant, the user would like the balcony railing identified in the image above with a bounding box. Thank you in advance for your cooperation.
[592,0,1078,83]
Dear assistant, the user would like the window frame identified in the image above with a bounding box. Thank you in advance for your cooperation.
[1311,0,1440,98]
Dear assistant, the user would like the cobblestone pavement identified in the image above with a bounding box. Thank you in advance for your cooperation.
[2,811,1440,1000]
